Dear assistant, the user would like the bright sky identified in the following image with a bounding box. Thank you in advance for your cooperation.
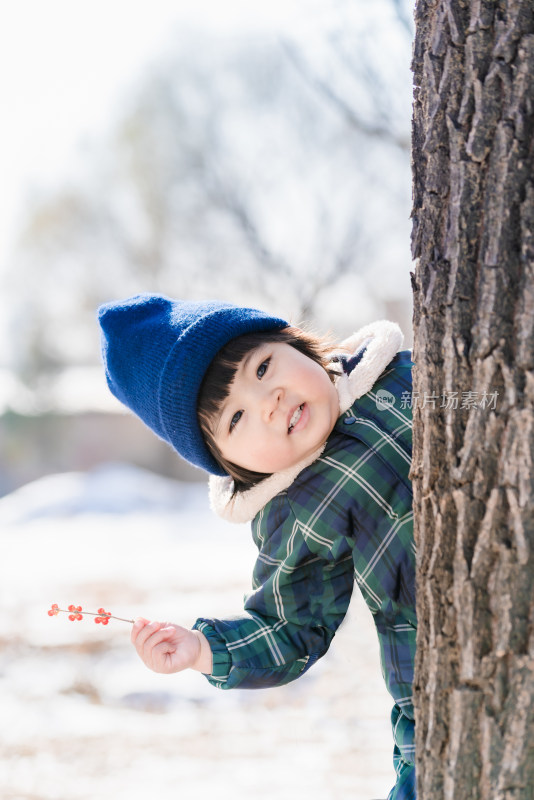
[0,0,329,251]
[0,0,410,365]
[0,0,338,360]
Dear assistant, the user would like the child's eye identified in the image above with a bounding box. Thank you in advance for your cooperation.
[229,410,243,432]
[256,358,270,379]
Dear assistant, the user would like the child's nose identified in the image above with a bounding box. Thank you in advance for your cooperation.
[261,387,283,421]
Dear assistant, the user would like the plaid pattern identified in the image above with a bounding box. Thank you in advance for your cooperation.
[194,351,416,798]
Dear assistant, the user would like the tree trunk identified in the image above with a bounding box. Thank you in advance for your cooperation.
[410,2,534,799]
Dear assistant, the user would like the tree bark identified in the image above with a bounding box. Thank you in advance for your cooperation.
[411,2,534,799]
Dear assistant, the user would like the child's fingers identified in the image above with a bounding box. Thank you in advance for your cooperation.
[137,625,177,668]
[131,618,161,647]
[141,626,174,652]
[130,617,149,645]
[135,622,177,661]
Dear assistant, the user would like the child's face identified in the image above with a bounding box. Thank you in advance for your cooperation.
[213,342,339,474]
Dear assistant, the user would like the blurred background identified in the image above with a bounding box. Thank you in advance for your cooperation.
[0,1,414,798]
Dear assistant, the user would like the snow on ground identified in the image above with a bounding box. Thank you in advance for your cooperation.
[0,464,395,800]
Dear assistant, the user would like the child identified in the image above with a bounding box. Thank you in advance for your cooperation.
[98,293,416,800]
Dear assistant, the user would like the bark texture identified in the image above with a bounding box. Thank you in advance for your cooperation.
[411,2,534,798]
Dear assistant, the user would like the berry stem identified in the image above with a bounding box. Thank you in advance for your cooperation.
[52,607,135,624]
[83,610,135,624]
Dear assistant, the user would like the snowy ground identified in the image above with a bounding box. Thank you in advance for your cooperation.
[0,464,395,800]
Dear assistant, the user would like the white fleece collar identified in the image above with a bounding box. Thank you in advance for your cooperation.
[209,319,403,524]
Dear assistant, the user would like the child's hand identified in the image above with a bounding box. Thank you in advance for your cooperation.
[131,618,213,675]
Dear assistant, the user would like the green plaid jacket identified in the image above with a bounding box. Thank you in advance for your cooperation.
[194,351,415,786]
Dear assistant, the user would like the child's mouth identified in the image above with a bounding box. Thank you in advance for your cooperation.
[288,404,305,433]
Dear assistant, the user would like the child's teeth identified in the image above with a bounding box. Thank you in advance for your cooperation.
[289,405,303,431]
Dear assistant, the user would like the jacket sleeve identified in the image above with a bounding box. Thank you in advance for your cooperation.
[192,491,354,690]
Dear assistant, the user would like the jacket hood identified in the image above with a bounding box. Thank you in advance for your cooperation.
[209,319,404,524]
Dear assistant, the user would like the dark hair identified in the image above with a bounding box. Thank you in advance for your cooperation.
[197,326,340,494]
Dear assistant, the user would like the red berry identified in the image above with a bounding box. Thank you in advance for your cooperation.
[102,618,109,625]
[48,610,54,616]
[98,608,106,615]
[68,605,75,612]
[68,614,76,621]
[95,617,101,624]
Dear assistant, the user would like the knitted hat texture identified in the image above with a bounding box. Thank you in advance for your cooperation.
[98,293,288,475]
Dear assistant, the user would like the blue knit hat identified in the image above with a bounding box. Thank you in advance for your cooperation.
[98,293,288,475]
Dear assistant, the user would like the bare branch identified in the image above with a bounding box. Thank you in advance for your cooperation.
[281,39,410,153]
[205,172,294,280]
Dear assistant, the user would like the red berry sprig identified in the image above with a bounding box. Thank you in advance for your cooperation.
[47,603,134,624]
[68,604,83,621]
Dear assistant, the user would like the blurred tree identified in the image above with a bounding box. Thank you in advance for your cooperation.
[411,1,534,797]
[9,1,413,384]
